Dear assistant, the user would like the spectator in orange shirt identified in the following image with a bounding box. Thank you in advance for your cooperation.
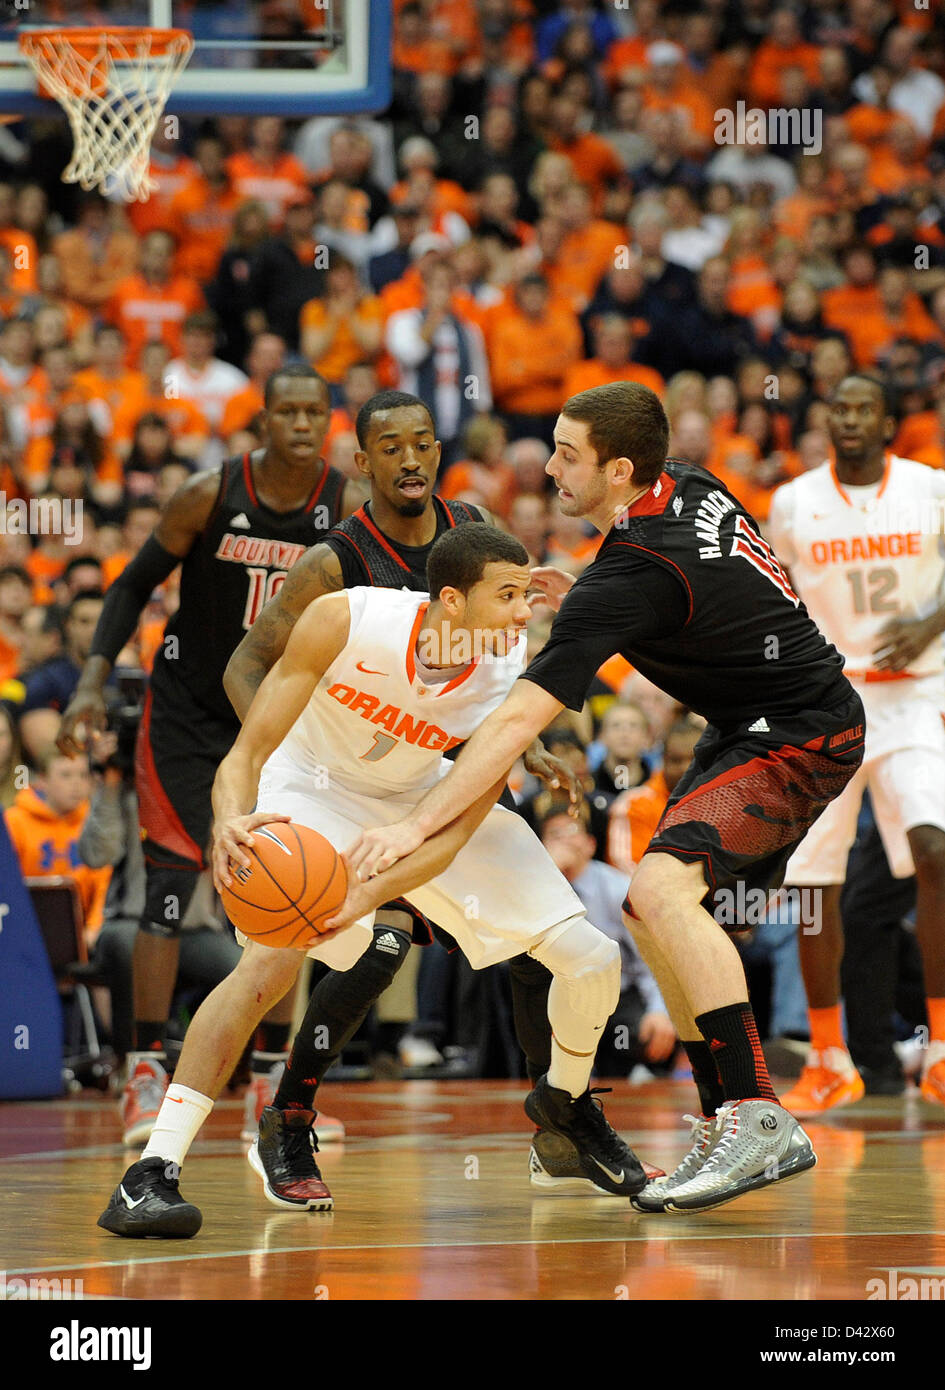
[488,272,583,444]
[300,256,384,393]
[748,8,821,106]
[0,181,39,293]
[391,137,474,242]
[5,747,112,941]
[73,325,143,438]
[601,0,662,88]
[110,340,210,464]
[542,182,625,313]
[23,400,123,515]
[107,230,205,366]
[226,116,311,228]
[640,41,715,155]
[546,93,624,209]
[607,719,703,875]
[51,192,138,312]
[168,134,242,286]
[563,315,665,399]
[124,123,197,240]
[219,332,287,439]
[439,414,517,518]
[867,115,929,196]
[392,1,456,77]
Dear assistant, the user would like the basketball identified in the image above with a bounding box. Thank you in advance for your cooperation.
[220,821,348,949]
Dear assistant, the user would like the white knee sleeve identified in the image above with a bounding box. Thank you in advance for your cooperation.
[529,917,621,1024]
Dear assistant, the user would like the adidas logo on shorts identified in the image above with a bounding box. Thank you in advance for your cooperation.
[748,717,770,733]
[375,932,402,954]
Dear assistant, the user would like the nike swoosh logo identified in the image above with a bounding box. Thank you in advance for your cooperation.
[590,1157,626,1185]
[356,662,387,676]
[168,1096,183,1103]
[119,1184,146,1209]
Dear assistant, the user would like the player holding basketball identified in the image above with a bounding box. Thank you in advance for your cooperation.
[58,366,359,1144]
[347,381,867,1213]
[223,391,613,1203]
[766,375,945,1114]
[98,525,647,1236]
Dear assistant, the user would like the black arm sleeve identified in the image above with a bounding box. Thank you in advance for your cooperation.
[89,536,183,665]
[522,552,688,711]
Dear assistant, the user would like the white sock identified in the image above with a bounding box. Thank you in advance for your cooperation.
[547,1030,599,1099]
[141,1085,213,1168]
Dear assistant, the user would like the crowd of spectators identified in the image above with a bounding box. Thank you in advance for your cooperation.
[2,0,941,1081]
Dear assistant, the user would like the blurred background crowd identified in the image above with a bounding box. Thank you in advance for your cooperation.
[1,0,941,1091]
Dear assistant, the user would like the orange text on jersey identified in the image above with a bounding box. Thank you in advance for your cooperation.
[328,683,465,752]
[811,533,922,564]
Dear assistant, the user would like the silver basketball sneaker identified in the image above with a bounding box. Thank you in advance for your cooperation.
[631,1113,719,1213]
[663,1099,816,1212]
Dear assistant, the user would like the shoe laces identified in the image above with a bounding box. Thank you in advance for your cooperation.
[281,1116,320,1178]
[697,1101,740,1171]
[570,1088,631,1163]
[682,1113,715,1153]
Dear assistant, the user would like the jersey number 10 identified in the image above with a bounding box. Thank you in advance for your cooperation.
[243,568,288,629]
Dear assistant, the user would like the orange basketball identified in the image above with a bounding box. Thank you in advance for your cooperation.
[220,821,348,949]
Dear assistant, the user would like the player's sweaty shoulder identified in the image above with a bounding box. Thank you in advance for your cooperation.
[154,467,226,556]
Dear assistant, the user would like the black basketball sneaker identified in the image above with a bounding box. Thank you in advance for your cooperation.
[524,1078,648,1197]
[248,1106,333,1211]
[529,1128,666,1194]
[97,1157,202,1238]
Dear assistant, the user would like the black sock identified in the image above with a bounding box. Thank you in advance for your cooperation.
[275,926,411,1111]
[695,1003,777,1103]
[134,1022,165,1052]
[682,1038,725,1116]
[256,1022,290,1057]
[508,952,553,1085]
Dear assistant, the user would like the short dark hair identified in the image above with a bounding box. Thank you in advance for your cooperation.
[63,556,102,582]
[264,364,330,409]
[562,382,669,486]
[833,373,895,418]
[182,310,219,336]
[0,564,30,588]
[426,524,528,598]
[355,390,435,448]
[66,588,104,620]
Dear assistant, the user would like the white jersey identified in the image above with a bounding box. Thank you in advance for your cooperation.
[273,586,527,798]
[767,455,945,684]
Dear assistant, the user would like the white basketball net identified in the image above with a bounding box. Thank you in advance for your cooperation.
[19,28,194,202]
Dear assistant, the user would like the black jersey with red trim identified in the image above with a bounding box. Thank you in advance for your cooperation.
[149,450,346,724]
[323,496,487,590]
[523,459,849,728]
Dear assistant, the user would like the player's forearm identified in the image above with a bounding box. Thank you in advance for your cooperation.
[212,747,264,824]
[346,778,506,915]
[408,703,544,840]
[223,633,272,721]
[74,654,113,694]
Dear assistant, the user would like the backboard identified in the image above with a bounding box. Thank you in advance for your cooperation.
[0,0,391,115]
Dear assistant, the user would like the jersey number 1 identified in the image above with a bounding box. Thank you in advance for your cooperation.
[730,516,800,607]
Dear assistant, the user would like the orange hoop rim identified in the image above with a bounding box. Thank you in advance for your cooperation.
[18,27,194,59]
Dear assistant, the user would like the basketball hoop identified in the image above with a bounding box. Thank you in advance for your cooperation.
[18,27,194,202]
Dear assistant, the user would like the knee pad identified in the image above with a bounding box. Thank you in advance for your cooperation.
[361,925,412,987]
[529,918,621,1022]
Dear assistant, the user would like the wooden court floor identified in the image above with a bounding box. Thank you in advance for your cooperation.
[2,1078,944,1302]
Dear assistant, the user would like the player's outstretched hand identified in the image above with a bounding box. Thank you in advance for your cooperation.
[57,688,109,757]
[345,820,424,881]
[522,741,584,810]
[873,615,936,672]
[528,566,576,613]
[211,811,291,893]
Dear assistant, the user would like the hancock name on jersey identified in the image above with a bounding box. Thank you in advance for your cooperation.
[694,489,737,559]
[215,533,308,570]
